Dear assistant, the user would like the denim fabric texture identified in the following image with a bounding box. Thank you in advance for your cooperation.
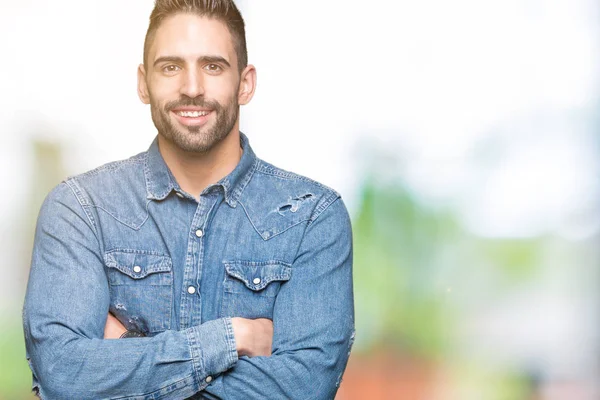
[23,133,355,399]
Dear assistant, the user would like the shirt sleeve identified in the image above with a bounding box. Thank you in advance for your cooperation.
[23,183,238,400]
[202,196,355,400]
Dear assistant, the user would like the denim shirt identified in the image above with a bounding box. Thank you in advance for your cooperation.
[23,133,355,400]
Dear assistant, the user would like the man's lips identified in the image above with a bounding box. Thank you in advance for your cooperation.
[170,108,213,126]
[171,106,212,115]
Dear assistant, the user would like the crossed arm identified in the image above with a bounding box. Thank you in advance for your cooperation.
[104,313,274,358]
[24,184,354,399]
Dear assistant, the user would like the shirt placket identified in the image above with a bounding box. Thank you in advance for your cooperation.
[179,193,219,329]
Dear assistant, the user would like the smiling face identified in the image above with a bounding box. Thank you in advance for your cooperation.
[138,14,254,153]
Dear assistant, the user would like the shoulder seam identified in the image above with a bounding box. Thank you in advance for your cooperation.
[64,179,98,235]
[309,191,341,224]
[67,154,145,180]
[254,159,340,196]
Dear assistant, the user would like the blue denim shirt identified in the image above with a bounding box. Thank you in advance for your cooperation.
[23,133,354,399]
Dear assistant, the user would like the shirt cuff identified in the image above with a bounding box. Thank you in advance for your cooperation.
[186,318,238,386]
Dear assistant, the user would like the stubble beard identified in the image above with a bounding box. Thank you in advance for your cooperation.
[150,93,239,154]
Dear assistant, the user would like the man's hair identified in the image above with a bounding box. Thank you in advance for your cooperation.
[143,0,248,72]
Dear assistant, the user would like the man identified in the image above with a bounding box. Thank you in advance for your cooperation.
[23,0,354,399]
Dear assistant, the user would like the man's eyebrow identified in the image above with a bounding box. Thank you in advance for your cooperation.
[153,55,231,68]
[198,55,231,68]
[153,56,185,67]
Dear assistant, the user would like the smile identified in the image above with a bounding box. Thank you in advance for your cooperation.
[171,109,213,127]
[176,110,211,117]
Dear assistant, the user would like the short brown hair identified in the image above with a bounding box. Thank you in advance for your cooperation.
[143,0,248,72]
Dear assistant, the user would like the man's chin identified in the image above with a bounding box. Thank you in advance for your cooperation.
[162,130,227,154]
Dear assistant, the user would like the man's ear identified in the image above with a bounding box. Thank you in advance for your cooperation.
[238,64,257,106]
[137,64,150,104]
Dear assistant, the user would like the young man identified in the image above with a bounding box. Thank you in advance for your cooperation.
[23,1,354,399]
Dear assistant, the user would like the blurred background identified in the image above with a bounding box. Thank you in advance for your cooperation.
[1,0,599,399]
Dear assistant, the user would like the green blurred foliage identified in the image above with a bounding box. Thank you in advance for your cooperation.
[352,179,544,356]
[0,320,34,399]
[476,240,542,281]
[352,180,461,358]
[445,361,536,400]
[0,139,66,399]
[350,177,548,398]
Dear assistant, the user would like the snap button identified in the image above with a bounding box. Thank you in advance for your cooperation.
[187,286,197,295]
[195,229,204,238]
[133,266,142,273]
[205,376,213,383]
[253,278,261,285]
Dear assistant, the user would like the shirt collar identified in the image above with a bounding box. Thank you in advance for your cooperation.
[144,132,257,207]
[217,132,257,207]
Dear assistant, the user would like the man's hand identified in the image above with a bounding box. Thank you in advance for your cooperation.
[231,317,273,357]
[104,313,127,339]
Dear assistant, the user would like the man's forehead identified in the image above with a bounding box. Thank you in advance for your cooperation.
[149,14,236,63]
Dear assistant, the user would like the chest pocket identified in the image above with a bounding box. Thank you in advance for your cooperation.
[221,261,292,319]
[105,250,173,334]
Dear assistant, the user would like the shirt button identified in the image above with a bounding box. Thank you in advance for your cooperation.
[205,376,213,383]
[195,229,204,238]
[187,286,197,295]
[253,278,261,285]
[133,266,142,273]
[176,192,184,198]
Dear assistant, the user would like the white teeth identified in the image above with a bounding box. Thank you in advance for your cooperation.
[177,111,209,117]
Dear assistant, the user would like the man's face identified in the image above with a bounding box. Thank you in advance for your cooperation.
[139,14,242,153]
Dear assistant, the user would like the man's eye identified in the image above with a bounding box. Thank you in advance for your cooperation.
[204,64,222,72]
[163,65,181,73]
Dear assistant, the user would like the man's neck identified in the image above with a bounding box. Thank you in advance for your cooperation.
[157,130,243,199]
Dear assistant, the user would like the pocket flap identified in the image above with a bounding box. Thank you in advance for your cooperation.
[224,261,292,291]
[105,250,172,279]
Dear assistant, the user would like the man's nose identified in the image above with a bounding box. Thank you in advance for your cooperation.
[180,68,205,98]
